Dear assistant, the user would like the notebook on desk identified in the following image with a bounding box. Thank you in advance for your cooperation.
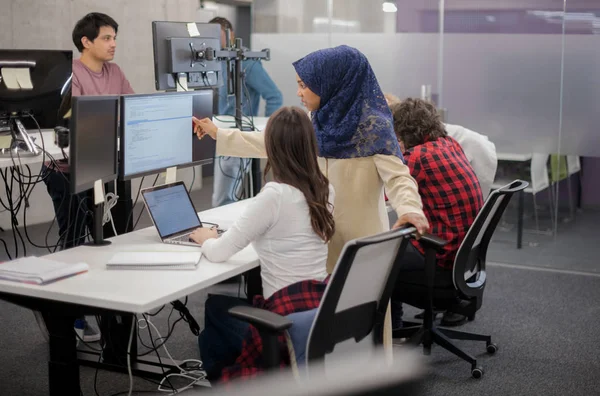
[0,257,89,285]
[106,252,202,270]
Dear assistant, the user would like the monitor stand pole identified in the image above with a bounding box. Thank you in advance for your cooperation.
[86,180,111,246]
[232,44,261,198]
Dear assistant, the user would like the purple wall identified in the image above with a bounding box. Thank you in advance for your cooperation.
[396,1,600,34]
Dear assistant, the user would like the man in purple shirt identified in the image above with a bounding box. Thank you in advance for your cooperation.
[71,13,134,96]
[40,13,134,342]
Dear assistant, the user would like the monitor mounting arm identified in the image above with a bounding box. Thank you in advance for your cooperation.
[189,37,270,131]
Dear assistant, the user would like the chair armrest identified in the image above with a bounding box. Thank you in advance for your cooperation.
[416,233,449,252]
[228,305,293,333]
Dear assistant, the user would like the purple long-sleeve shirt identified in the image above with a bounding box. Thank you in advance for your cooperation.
[71,59,134,96]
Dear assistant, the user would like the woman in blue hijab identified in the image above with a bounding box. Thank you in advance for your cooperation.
[194,45,429,272]
[293,45,401,159]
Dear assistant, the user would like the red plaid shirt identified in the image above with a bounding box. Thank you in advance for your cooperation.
[404,136,484,269]
[220,279,327,382]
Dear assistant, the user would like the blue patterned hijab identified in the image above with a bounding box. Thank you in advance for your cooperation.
[292,45,402,159]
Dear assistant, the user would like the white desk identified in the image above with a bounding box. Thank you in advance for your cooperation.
[0,198,259,395]
[496,152,532,162]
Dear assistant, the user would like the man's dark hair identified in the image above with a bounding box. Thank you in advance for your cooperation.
[72,13,119,52]
[209,16,233,31]
[390,98,447,151]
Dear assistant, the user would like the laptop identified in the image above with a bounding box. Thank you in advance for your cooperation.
[141,181,223,247]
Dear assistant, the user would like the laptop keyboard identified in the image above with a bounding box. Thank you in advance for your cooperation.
[168,229,226,245]
[169,234,194,244]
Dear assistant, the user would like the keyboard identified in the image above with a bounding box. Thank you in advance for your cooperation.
[168,234,195,245]
[167,229,226,245]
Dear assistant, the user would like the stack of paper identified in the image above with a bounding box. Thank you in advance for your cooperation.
[0,257,89,285]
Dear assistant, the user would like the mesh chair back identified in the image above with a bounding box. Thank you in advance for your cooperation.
[453,180,529,299]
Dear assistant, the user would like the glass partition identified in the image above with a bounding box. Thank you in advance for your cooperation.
[251,0,599,272]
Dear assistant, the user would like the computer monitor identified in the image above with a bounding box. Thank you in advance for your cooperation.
[0,50,72,130]
[69,95,119,246]
[70,96,119,195]
[152,21,222,91]
[119,90,215,180]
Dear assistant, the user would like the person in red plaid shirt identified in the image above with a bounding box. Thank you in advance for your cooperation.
[389,98,484,328]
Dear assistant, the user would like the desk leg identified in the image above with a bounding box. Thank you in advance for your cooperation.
[98,314,137,365]
[43,312,80,396]
[517,190,524,249]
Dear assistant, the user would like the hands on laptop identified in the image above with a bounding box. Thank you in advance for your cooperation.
[189,226,219,245]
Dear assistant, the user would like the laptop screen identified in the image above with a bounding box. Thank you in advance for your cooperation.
[142,183,202,238]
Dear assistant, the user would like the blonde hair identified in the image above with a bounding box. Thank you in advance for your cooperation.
[384,92,401,106]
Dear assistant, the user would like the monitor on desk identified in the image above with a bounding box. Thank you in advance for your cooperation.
[70,96,119,195]
[0,49,72,130]
[119,90,215,180]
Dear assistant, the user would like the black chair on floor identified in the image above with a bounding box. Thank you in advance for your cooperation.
[393,180,528,378]
[228,226,418,374]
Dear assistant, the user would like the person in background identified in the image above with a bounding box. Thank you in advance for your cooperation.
[209,16,283,208]
[194,45,429,349]
[193,106,334,380]
[384,93,497,197]
[41,12,134,343]
[389,98,484,328]
[71,13,134,96]
[443,124,497,197]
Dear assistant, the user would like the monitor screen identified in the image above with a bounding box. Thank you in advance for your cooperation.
[142,182,202,238]
[120,90,214,180]
[0,50,72,129]
[70,96,119,194]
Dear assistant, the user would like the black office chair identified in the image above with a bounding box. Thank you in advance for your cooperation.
[393,180,529,378]
[228,226,419,374]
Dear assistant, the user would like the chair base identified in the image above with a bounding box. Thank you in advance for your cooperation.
[393,323,497,379]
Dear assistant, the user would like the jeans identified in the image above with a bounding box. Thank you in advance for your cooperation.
[391,242,426,329]
[212,156,252,207]
[198,294,251,380]
[42,166,90,249]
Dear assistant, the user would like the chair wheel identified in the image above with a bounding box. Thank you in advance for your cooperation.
[486,342,498,354]
[471,366,484,379]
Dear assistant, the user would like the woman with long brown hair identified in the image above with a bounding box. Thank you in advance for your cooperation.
[192,106,335,380]
[190,106,334,288]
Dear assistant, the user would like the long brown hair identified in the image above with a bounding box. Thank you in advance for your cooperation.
[263,106,335,242]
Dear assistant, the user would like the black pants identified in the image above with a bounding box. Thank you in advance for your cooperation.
[42,166,91,249]
[198,294,251,380]
[391,242,426,329]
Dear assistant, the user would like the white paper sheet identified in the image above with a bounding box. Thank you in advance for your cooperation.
[14,68,33,89]
[187,22,201,37]
[1,68,20,89]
